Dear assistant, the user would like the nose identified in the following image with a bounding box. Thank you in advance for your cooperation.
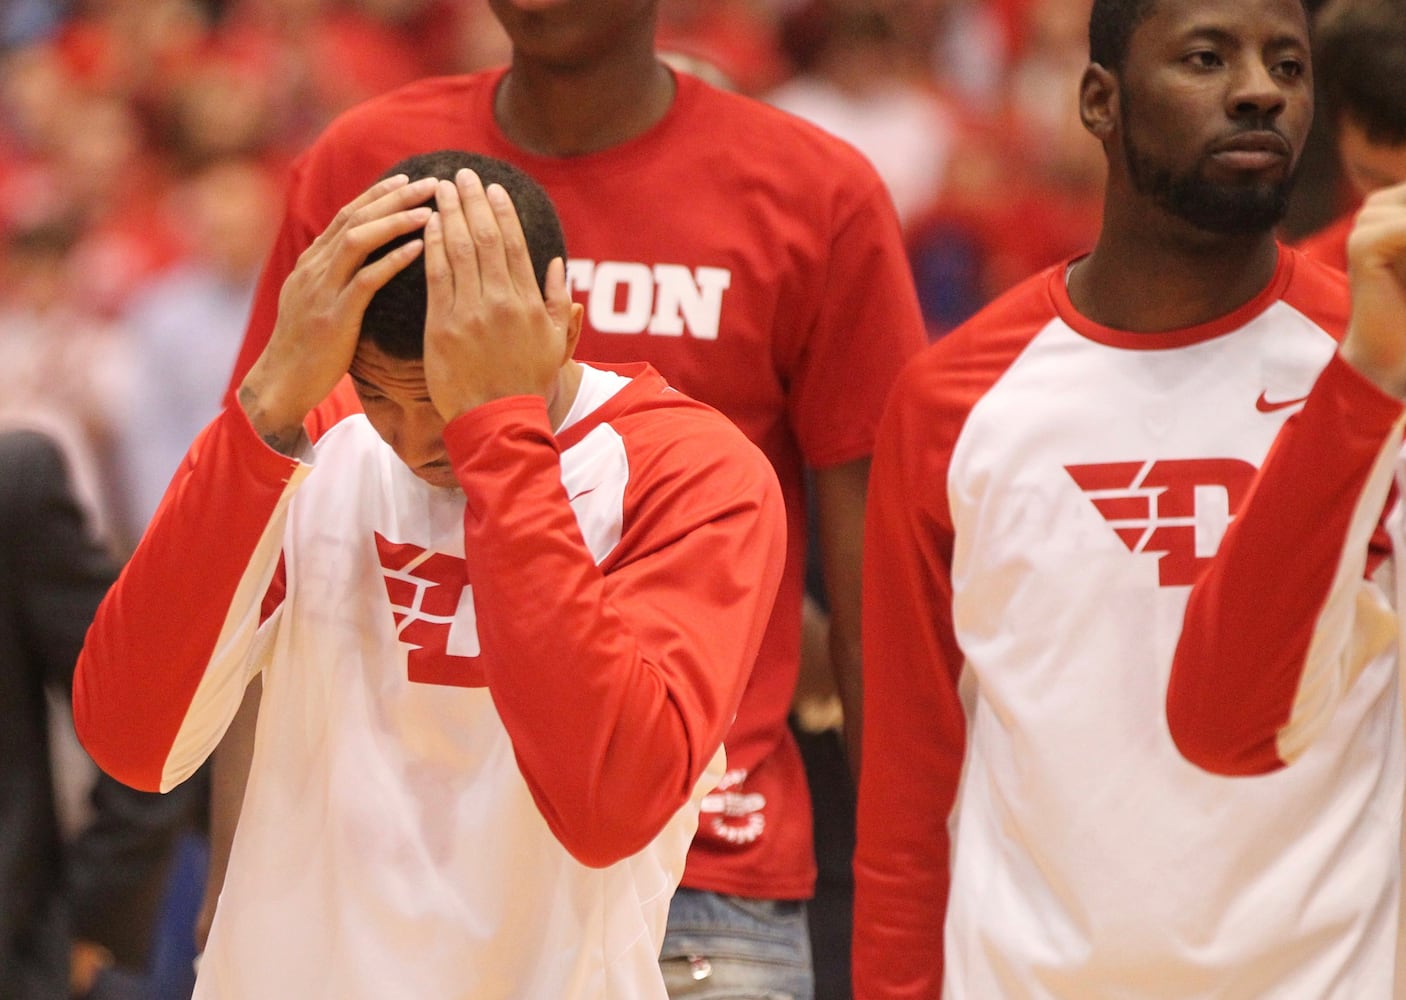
[387,401,447,470]
[1227,58,1287,119]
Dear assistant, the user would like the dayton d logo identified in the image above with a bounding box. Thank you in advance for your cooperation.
[375,532,484,688]
[1066,459,1257,587]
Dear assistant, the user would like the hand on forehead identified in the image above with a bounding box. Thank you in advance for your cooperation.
[419,166,574,422]
[431,168,542,303]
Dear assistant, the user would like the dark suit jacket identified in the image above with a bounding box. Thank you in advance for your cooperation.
[0,429,200,999]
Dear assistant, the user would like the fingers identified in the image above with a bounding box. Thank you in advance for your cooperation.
[481,175,540,300]
[313,174,434,252]
[423,209,451,337]
[1349,181,1406,281]
[1340,181,1406,398]
[458,170,511,295]
[435,176,481,306]
[300,175,437,297]
[434,168,543,307]
[334,179,437,283]
[347,236,425,314]
[347,204,433,264]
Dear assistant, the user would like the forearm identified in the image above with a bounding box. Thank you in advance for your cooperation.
[813,458,869,779]
[449,397,784,866]
[1168,353,1406,775]
[73,407,303,792]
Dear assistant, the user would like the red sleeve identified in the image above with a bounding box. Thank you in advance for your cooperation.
[1167,353,1406,775]
[444,395,786,868]
[786,172,928,469]
[852,358,966,999]
[73,406,306,792]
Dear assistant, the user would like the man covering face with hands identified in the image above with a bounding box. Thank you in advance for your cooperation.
[73,149,786,1000]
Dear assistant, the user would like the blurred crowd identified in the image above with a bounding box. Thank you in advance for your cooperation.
[0,0,1111,557]
[0,0,1351,552]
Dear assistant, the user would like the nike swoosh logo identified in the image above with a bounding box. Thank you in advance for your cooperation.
[1255,391,1310,413]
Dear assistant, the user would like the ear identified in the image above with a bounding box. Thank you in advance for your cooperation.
[1079,63,1118,143]
[562,302,584,364]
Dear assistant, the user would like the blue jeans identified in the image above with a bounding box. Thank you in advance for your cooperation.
[660,888,814,1000]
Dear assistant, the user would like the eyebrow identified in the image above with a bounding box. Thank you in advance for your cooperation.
[1180,26,1307,51]
[349,371,436,404]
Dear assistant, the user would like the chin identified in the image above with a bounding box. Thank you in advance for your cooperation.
[416,467,461,491]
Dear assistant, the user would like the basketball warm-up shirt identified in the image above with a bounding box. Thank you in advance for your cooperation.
[854,249,1406,998]
[74,364,785,999]
[224,68,926,900]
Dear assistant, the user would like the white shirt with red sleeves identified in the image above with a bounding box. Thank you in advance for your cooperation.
[75,363,786,1000]
[854,249,1406,999]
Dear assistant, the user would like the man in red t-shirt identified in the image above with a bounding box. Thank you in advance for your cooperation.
[205,2,926,995]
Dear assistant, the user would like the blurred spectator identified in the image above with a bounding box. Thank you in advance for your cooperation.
[906,0,1102,336]
[0,214,134,546]
[6,0,1119,354]
[927,0,1010,110]
[1003,0,1088,151]
[768,0,959,231]
[1,43,86,237]
[1,35,187,317]
[151,45,285,170]
[1293,0,1406,271]
[659,0,788,94]
[54,93,186,318]
[208,0,466,145]
[114,155,281,539]
[1,0,65,49]
[44,0,209,107]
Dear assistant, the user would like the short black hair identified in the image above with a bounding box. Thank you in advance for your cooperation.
[360,149,567,359]
[1089,0,1160,71]
[1315,0,1406,143]
[1089,0,1311,72]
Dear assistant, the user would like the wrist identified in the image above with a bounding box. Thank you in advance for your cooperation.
[1340,339,1406,400]
[237,382,309,455]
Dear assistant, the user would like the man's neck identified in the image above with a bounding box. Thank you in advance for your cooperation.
[1068,208,1282,333]
[548,360,584,430]
[495,54,676,157]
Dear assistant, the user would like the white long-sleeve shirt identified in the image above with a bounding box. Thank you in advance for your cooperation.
[76,363,785,999]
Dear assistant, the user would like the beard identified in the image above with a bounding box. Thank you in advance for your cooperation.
[1121,122,1297,237]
